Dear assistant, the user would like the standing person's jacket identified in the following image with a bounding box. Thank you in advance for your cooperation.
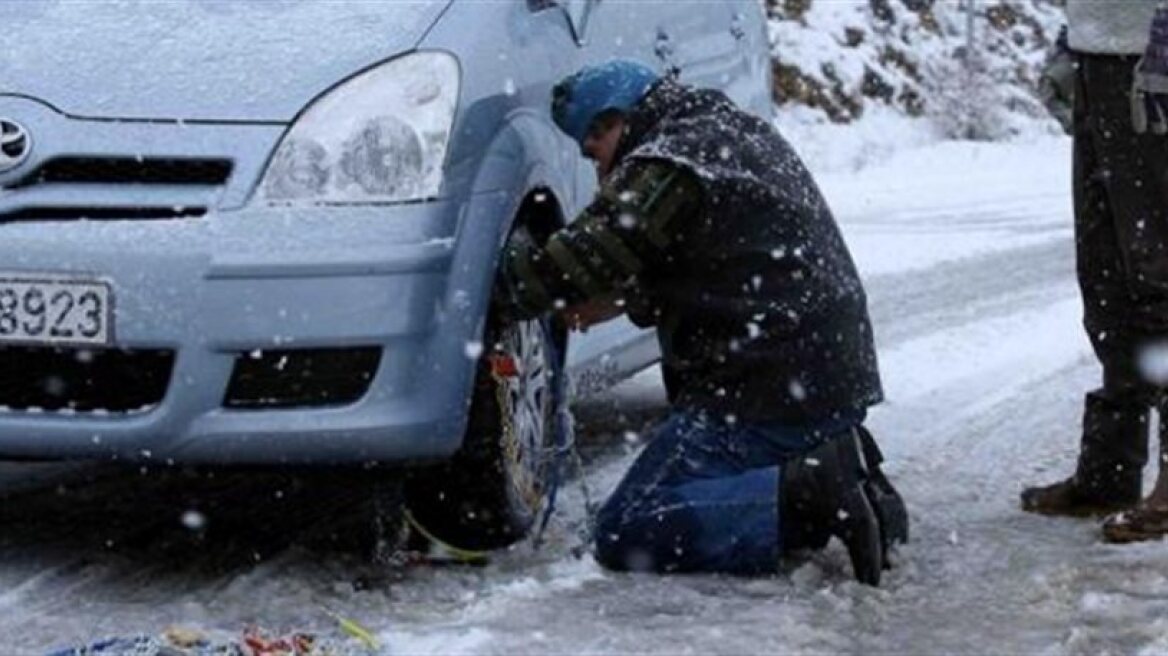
[505,79,883,423]
[1067,0,1158,54]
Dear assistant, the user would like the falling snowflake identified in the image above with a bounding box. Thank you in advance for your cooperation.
[464,341,484,359]
[181,510,207,531]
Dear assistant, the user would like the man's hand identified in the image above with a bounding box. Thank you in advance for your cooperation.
[1133,8,1168,135]
[561,297,625,332]
[495,228,552,322]
[1039,25,1074,134]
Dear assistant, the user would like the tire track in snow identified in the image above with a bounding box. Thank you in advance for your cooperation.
[866,237,1076,350]
[838,233,1168,653]
[856,357,1168,655]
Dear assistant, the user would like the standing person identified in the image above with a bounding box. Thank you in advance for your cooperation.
[499,61,907,585]
[1022,2,1168,543]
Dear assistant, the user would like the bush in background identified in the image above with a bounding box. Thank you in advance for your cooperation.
[767,0,1066,139]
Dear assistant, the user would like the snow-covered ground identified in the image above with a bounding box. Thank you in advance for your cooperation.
[7,128,1168,655]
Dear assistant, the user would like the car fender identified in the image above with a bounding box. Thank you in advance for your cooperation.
[423,110,577,451]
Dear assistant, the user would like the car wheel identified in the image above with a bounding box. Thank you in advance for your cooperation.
[405,307,562,552]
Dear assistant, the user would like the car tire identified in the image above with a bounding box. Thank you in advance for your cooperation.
[405,304,564,552]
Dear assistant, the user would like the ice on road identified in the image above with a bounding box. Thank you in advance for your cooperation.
[5,136,1168,655]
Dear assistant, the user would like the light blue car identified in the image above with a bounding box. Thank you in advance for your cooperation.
[0,0,773,548]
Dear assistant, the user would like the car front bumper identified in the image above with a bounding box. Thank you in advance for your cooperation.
[0,194,507,464]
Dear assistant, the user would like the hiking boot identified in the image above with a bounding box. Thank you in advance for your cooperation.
[782,431,883,586]
[1022,391,1147,517]
[1020,476,1139,517]
[1102,505,1168,543]
[855,427,909,568]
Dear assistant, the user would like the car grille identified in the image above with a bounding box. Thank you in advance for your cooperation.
[0,207,207,222]
[0,156,232,224]
[0,346,175,414]
[10,157,233,188]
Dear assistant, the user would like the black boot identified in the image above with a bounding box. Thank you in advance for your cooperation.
[856,427,909,567]
[782,431,883,586]
[1021,391,1146,517]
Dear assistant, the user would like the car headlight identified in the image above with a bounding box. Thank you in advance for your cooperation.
[258,51,460,205]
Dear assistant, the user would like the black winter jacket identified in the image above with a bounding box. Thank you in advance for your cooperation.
[506,80,883,422]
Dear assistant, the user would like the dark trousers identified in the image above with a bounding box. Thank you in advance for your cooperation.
[593,408,861,575]
[1073,54,1168,492]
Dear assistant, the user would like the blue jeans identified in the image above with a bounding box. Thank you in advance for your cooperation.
[593,409,863,575]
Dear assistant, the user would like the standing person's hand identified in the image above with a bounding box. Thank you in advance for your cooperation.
[1040,25,1075,134]
[1133,8,1168,134]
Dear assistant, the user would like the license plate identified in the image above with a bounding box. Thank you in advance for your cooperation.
[0,274,113,347]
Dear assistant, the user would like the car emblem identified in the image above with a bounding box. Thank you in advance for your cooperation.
[0,119,32,174]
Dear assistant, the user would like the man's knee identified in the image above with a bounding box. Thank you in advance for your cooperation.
[592,524,644,572]
[592,498,643,571]
[592,503,669,572]
[592,534,628,572]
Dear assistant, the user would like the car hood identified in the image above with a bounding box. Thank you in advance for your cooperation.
[1,0,452,122]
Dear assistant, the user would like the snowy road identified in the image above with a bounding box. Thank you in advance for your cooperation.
[5,137,1168,655]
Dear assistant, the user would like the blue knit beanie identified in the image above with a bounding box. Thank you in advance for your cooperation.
[551,60,660,147]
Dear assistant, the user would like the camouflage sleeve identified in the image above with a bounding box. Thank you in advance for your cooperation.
[502,159,702,318]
